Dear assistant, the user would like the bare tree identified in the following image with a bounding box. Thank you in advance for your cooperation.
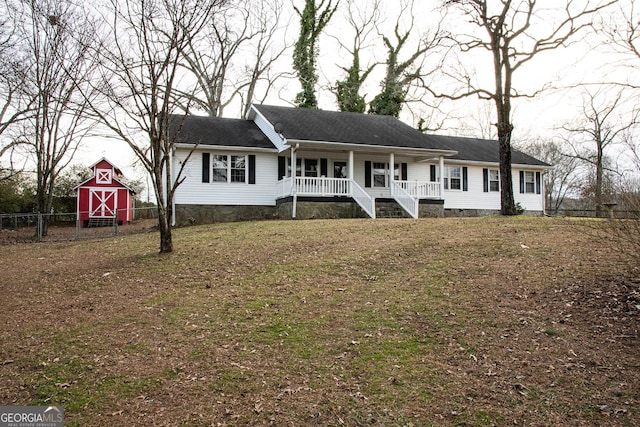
[520,138,581,213]
[435,0,615,215]
[369,0,446,118]
[599,0,640,63]
[563,89,638,216]
[179,0,290,118]
[93,0,225,253]
[8,0,100,236]
[0,1,34,156]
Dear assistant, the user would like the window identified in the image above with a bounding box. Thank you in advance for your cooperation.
[524,171,535,193]
[203,153,254,184]
[370,162,400,187]
[212,155,228,182]
[373,162,386,187]
[304,159,318,177]
[230,155,246,183]
[95,169,113,184]
[489,169,500,192]
[444,166,461,190]
[211,154,247,183]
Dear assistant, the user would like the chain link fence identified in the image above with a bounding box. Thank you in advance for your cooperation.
[0,207,158,244]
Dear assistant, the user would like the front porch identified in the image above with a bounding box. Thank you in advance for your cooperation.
[276,176,443,219]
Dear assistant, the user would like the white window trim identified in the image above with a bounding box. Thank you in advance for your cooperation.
[95,169,113,184]
[371,162,399,188]
[444,166,462,191]
[489,169,500,192]
[524,171,536,194]
[211,154,248,184]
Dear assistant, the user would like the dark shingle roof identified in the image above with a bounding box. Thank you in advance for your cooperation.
[170,115,275,149]
[253,104,452,151]
[427,134,550,166]
[171,109,549,167]
[255,105,548,166]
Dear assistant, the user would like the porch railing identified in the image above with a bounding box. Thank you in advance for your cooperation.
[276,177,294,199]
[396,180,441,199]
[296,176,351,196]
[391,182,419,219]
[277,177,375,218]
[351,180,376,219]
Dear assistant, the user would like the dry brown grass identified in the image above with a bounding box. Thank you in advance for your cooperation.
[0,217,637,426]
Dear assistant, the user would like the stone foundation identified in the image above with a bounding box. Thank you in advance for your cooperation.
[277,197,369,220]
[172,199,558,226]
[418,199,445,218]
[175,204,278,226]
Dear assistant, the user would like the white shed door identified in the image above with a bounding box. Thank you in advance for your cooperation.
[89,189,117,218]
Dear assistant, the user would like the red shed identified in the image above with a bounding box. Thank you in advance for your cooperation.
[75,158,135,227]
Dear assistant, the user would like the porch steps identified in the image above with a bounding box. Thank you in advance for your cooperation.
[375,202,410,219]
[87,218,115,228]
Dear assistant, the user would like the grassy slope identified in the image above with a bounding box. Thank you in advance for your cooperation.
[0,217,637,426]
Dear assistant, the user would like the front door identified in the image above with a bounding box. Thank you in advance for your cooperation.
[89,189,117,218]
[334,161,347,178]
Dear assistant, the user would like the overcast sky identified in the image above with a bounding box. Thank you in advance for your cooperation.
[78,0,638,196]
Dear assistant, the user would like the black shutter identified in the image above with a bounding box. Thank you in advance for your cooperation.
[320,158,328,177]
[248,155,256,184]
[535,171,541,194]
[430,165,436,182]
[202,153,210,183]
[365,161,371,188]
[483,168,488,192]
[519,171,525,193]
[278,156,286,180]
[401,163,408,181]
[462,167,468,192]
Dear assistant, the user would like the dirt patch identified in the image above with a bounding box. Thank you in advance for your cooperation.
[0,218,158,245]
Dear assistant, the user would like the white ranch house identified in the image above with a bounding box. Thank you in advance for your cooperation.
[170,104,550,225]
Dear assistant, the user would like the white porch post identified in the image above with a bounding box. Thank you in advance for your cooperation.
[348,150,354,178]
[291,145,297,219]
[348,150,354,194]
[439,155,445,199]
[389,152,395,194]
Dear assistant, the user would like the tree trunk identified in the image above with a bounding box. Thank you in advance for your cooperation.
[595,141,604,217]
[158,210,172,254]
[498,126,517,215]
[36,193,49,237]
[154,166,173,253]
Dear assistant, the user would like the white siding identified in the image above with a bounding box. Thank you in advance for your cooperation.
[174,148,278,206]
[441,165,544,212]
[514,168,545,212]
[174,146,545,212]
